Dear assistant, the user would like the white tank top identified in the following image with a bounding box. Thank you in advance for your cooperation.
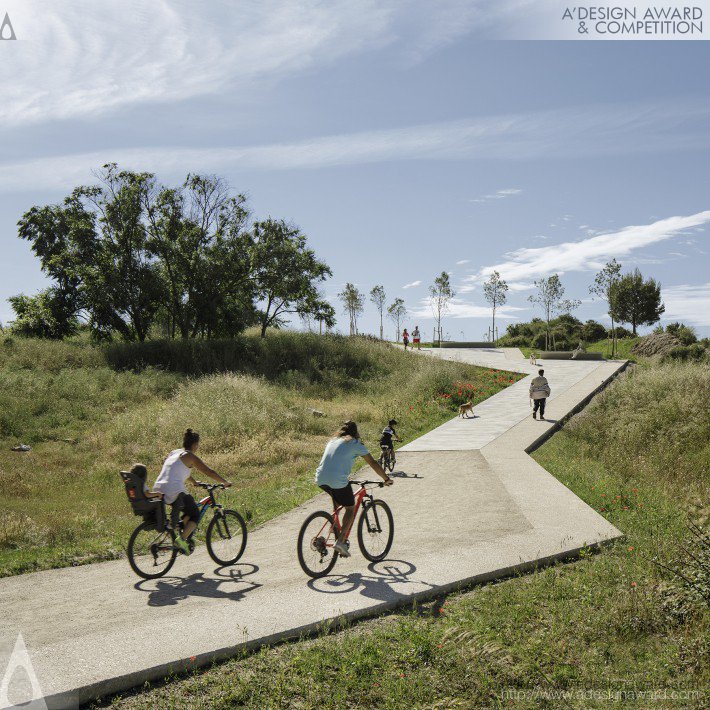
[153,449,192,504]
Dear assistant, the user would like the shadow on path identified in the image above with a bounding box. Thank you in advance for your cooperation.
[307,559,435,604]
[135,564,261,607]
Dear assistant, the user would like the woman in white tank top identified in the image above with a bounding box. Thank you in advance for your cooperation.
[152,428,232,555]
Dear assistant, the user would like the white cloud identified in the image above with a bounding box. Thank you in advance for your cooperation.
[402,280,422,289]
[4,99,710,193]
[470,187,522,204]
[456,259,470,265]
[0,0,497,128]
[465,211,710,287]
[663,283,710,327]
[409,297,526,320]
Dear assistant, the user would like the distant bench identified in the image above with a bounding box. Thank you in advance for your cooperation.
[539,351,604,361]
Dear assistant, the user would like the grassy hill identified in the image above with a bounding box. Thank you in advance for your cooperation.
[0,332,522,577]
[101,360,709,708]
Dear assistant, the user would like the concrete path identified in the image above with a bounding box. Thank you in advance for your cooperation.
[0,349,625,709]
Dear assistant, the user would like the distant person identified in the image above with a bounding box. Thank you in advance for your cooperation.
[315,421,392,557]
[529,369,551,421]
[402,329,410,350]
[153,429,232,555]
[412,326,421,349]
[379,419,400,457]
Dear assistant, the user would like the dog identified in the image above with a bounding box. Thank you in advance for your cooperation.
[458,402,474,418]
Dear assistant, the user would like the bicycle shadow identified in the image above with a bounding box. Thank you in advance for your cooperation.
[388,470,422,479]
[134,564,261,607]
[307,559,434,604]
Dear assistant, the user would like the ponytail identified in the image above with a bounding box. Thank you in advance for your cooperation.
[183,428,200,450]
[334,420,360,440]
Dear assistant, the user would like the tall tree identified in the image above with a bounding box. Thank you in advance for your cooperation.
[8,289,79,339]
[250,219,332,338]
[528,274,573,351]
[370,285,387,339]
[611,268,664,335]
[482,271,508,345]
[338,283,364,335]
[387,297,407,341]
[19,164,163,341]
[590,259,622,356]
[144,174,254,339]
[312,299,336,335]
[429,271,454,345]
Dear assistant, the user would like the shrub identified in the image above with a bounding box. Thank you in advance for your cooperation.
[665,322,698,346]
[581,320,607,342]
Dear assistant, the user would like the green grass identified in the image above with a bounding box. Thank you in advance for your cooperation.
[0,333,522,577]
[98,361,709,709]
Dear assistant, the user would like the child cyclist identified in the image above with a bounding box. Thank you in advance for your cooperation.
[315,421,393,557]
[379,419,400,459]
[153,428,232,555]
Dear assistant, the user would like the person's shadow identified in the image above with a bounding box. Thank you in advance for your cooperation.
[307,559,433,604]
[135,564,261,607]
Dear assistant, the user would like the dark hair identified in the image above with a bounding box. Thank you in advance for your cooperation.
[538,369,545,376]
[334,420,360,440]
[130,463,148,481]
[388,419,398,426]
[183,428,200,450]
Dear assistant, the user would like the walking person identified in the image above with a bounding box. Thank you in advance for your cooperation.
[402,328,410,350]
[412,325,421,350]
[529,369,551,421]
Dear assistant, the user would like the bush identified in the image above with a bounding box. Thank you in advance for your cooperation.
[581,320,607,342]
[610,326,634,339]
[665,322,698,346]
[661,343,708,364]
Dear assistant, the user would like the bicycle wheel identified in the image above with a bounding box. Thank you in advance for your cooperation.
[387,453,396,473]
[357,499,394,562]
[378,451,386,468]
[206,509,248,565]
[297,511,339,578]
[127,521,178,579]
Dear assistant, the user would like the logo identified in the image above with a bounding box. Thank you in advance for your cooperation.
[0,12,17,40]
[0,634,47,710]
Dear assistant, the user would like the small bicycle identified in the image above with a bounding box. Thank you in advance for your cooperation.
[297,480,394,578]
[125,480,248,580]
[378,445,396,473]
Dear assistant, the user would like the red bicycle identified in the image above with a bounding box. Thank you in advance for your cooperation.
[297,480,394,578]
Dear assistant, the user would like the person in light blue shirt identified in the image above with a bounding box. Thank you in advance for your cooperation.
[315,420,392,557]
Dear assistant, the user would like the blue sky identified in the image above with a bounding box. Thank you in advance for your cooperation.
[1,1,709,338]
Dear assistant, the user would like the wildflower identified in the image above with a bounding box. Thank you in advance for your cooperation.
[622,506,628,510]
[190,655,197,662]
[630,582,637,588]
[628,546,634,551]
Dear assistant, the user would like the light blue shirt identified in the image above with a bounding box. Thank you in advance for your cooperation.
[315,437,370,489]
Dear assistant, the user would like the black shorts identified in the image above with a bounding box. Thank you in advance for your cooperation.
[171,492,201,525]
[319,484,355,508]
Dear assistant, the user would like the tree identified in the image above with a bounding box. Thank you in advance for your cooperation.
[429,272,454,345]
[589,259,622,356]
[611,268,664,335]
[249,219,332,338]
[482,271,508,345]
[338,283,364,335]
[312,299,336,335]
[370,285,387,339]
[387,297,407,341]
[144,174,254,339]
[528,274,576,350]
[19,164,163,342]
[8,289,79,339]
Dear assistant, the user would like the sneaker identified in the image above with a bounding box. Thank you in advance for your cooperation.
[174,536,192,555]
[334,540,351,558]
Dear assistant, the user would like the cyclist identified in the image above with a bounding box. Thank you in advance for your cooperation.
[315,420,393,557]
[152,428,232,555]
[379,419,400,459]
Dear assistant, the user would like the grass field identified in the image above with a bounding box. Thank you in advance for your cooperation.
[0,333,522,578]
[99,360,709,709]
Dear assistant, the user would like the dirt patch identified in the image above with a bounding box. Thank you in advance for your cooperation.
[631,332,681,357]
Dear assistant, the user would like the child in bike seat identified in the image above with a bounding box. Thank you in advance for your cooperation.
[152,428,232,556]
[379,419,400,454]
[130,463,163,500]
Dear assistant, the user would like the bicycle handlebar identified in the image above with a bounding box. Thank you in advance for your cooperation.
[350,480,386,488]
[195,481,226,490]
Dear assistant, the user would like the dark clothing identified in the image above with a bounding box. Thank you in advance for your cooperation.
[379,426,397,449]
[170,492,200,528]
[533,398,546,417]
[320,483,355,508]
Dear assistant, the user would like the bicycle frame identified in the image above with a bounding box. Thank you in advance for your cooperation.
[316,482,382,550]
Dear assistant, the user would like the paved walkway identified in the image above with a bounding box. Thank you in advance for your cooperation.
[0,349,625,709]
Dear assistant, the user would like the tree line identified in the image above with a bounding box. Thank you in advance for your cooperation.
[10,165,333,341]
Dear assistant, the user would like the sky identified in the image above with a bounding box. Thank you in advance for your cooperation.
[1,0,709,339]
